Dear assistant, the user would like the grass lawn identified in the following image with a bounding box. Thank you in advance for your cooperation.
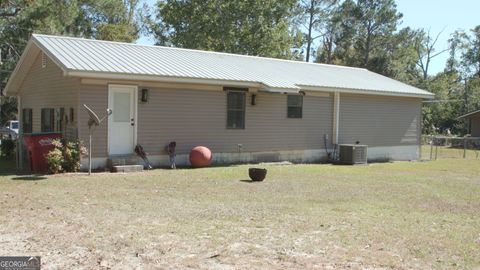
[0,158,479,269]
[0,155,16,175]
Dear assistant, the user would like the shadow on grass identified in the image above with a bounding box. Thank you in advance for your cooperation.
[239,179,267,183]
[239,179,253,183]
[10,175,47,181]
[0,157,48,179]
[165,163,245,170]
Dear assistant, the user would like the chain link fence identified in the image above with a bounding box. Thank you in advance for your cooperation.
[421,135,480,160]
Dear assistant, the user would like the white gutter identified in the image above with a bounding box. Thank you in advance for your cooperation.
[67,70,267,90]
[258,88,300,94]
[69,70,303,94]
[298,85,434,99]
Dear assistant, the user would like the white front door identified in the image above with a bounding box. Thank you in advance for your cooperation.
[108,85,137,155]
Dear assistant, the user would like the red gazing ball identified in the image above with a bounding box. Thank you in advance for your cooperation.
[189,146,212,168]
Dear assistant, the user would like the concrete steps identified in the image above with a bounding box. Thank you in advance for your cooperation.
[111,165,143,173]
[107,155,143,172]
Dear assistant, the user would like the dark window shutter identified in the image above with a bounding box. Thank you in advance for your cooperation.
[22,108,32,133]
[41,109,45,132]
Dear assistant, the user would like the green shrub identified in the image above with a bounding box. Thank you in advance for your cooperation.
[0,139,16,157]
[46,139,87,174]
[63,140,87,172]
[46,147,64,174]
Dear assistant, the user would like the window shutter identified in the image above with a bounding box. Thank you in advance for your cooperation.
[22,108,32,133]
[41,109,45,132]
[50,109,55,131]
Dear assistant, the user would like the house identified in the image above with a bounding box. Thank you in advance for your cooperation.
[5,34,434,169]
[457,110,480,137]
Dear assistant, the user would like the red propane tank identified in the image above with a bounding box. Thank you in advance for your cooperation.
[189,146,212,168]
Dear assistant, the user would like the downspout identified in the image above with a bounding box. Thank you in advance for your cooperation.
[332,92,340,159]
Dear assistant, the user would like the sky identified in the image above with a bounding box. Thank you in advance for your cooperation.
[395,0,479,74]
[137,0,480,75]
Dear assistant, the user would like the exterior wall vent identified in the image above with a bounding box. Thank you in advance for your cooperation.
[338,144,368,165]
[41,52,47,68]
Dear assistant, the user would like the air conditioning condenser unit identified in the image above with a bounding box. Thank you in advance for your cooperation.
[338,144,368,165]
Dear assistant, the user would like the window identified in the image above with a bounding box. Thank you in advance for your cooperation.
[11,121,19,129]
[22,108,32,133]
[226,91,246,129]
[287,95,303,118]
[41,108,55,132]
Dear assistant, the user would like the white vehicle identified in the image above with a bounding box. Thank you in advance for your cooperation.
[6,120,19,134]
[1,120,19,139]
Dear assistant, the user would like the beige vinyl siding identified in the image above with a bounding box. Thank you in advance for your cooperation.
[77,84,333,157]
[137,89,333,155]
[470,114,480,137]
[18,52,79,134]
[338,94,421,147]
[78,85,109,157]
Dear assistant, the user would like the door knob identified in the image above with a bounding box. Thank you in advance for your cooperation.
[131,118,134,126]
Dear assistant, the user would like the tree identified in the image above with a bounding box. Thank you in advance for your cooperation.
[354,0,402,67]
[421,25,480,135]
[421,72,464,134]
[78,0,143,42]
[1,0,81,124]
[461,26,480,78]
[295,0,338,62]
[0,96,17,126]
[314,0,403,75]
[0,0,145,125]
[447,26,480,113]
[460,26,480,114]
[414,29,448,81]
[386,27,422,84]
[1,0,143,93]
[0,0,32,18]
[150,0,299,59]
[313,1,347,64]
[319,0,358,66]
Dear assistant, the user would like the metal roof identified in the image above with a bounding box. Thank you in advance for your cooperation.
[11,34,434,98]
[457,109,480,119]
